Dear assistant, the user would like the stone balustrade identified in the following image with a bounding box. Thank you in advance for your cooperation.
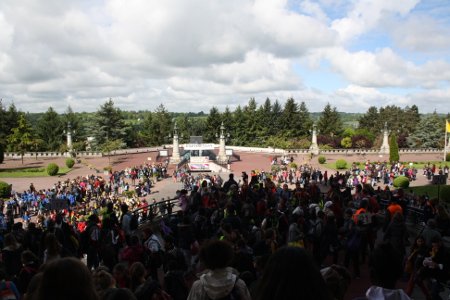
[4,146,445,160]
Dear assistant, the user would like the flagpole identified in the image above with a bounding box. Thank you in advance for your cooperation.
[445,119,448,161]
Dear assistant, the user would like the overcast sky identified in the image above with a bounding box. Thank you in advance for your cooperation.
[1,0,450,114]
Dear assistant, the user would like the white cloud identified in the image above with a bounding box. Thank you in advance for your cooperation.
[331,0,419,42]
[390,15,450,53]
[318,47,450,89]
[0,0,448,115]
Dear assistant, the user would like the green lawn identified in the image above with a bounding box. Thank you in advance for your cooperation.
[409,184,450,202]
[0,167,72,178]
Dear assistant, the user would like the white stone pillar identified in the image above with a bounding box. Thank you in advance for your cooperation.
[217,122,228,164]
[309,124,319,155]
[66,122,74,157]
[170,122,181,164]
[379,122,390,155]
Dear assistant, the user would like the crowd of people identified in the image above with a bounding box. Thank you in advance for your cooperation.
[0,159,449,300]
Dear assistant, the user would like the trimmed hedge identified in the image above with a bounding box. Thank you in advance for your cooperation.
[66,158,75,168]
[335,159,347,170]
[318,156,326,164]
[0,181,12,198]
[393,176,410,189]
[47,163,59,176]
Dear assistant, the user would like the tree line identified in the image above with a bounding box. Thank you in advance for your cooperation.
[0,98,448,163]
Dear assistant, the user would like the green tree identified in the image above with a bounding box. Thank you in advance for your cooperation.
[317,103,343,136]
[342,128,355,138]
[408,112,445,148]
[389,133,400,163]
[298,101,313,137]
[403,105,420,135]
[91,99,126,148]
[101,139,125,165]
[149,104,172,146]
[271,100,283,134]
[0,101,20,158]
[242,98,259,146]
[281,98,300,138]
[8,115,34,164]
[36,107,63,151]
[204,106,222,142]
[62,105,84,144]
[379,106,404,134]
[358,106,379,134]
[232,105,246,145]
[257,98,273,137]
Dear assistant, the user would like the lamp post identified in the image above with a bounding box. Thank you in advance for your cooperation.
[169,122,181,164]
[216,122,230,164]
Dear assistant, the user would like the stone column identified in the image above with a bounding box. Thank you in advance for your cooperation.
[170,122,181,164]
[217,122,228,164]
[379,122,390,155]
[65,122,74,157]
[309,124,319,155]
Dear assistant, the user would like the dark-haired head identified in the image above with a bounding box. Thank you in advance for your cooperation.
[199,240,234,270]
[36,257,98,300]
[254,247,333,300]
[369,242,403,289]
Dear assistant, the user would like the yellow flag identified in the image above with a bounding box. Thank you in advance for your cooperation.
[447,119,450,133]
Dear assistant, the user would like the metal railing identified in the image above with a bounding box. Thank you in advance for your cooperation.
[131,197,180,225]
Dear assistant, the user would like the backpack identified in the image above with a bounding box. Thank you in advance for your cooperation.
[307,219,322,241]
[204,277,240,300]
[144,237,164,269]
[0,281,17,300]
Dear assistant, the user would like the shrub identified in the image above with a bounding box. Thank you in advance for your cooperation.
[271,165,281,172]
[123,190,136,198]
[0,181,12,198]
[340,137,352,148]
[335,159,347,170]
[319,144,333,150]
[289,162,298,169]
[66,158,75,168]
[446,153,450,162]
[318,156,326,164]
[393,176,410,189]
[389,134,400,163]
[47,163,59,176]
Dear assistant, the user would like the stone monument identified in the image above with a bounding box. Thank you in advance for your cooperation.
[309,124,319,155]
[379,122,390,155]
[170,122,181,164]
[217,122,228,164]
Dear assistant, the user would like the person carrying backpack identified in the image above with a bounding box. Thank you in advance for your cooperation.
[187,240,251,300]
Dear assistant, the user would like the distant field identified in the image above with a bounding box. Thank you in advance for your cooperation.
[0,167,71,178]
